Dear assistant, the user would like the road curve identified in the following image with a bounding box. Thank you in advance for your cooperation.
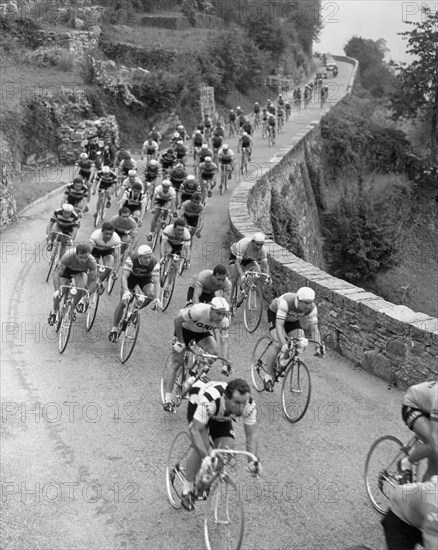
[2,61,404,550]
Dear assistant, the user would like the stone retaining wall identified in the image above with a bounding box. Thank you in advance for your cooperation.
[0,133,17,228]
[37,28,100,56]
[228,56,438,388]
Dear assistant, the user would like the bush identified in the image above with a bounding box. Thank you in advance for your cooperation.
[22,46,64,67]
[270,185,306,259]
[56,51,75,72]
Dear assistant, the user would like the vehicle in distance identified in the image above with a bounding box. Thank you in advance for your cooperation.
[325,59,338,72]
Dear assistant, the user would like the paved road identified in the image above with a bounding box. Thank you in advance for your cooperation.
[1,62,405,550]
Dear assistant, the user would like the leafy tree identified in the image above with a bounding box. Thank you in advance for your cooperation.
[391,6,438,165]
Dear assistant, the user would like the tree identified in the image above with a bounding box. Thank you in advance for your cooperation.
[391,7,438,166]
[344,36,388,75]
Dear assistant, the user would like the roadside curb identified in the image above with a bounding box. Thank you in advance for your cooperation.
[18,184,66,217]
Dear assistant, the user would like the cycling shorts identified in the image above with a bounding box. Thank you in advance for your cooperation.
[184,215,199,228]
[114,228,131,239]
[66,196,83,207]
[267,309,301,334]
[229,253,255,267]
[180,192,194,203]
[124,203,142,214]
[127,273,153,291]
[181,327,213,346]
[187,403,235,441]
[201,173,215,181]
[98,182,115,191]
[154,198,171,209]
[170,179,184,191]
[52,223,74,236]
[91,247,115,259]
[381,509,423,550]
[79,170,92,180]
[60,267,85,280]
[220,159,233,166]
[402,404,430,430]
[166,243,183,255]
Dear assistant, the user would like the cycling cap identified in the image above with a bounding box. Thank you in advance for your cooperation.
[252,232,265,244]
[222,144,229,151]
[255,102,259,105]
[128,170,137,176]
[242,132,248,137]
[186,175,196,181]
[176,163,183,169]
[132,183,143,190]
[173,132,180,138]
[201,144,208,149]
[138,245,152,256]
[211,297,230,312]
[178,125,184,130]
[195,130,201,134]
[162,180,171,187]
[167,148,174,154]
[205,156,212,162]
[80,153,88,159]
[149,160,158,166]
[62,203,74,212]
[102,166,110,173]
[297,287,315,301]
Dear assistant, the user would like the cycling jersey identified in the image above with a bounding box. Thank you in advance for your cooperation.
[268,105,276,115]
[96,170,117,189]
[181,303,229,334]
[242,121,252,134]
[89,229,121,252]
[153,185,176,202]
[64,183,88,205]
[285,103,291,111]
[403,382,438,416]
[268,115,276,126]
[212,135,223,148]
[143,140,158,155]
[191,269,231,295]
[199,162,218,178]
[175,143,188,159]
[189,380,256,426]
[162,225,191,248]
[254,105,260,113]
[168,168,187,189]
[124,253,159,278]
[122,177,143,191]
[241,137,251,148]
[219,150,234,164]
[269,293,318,325]
[119,158,138,174]
[148,131,161,142]
[228,113,236,122]
[58,248,97,274]
[144,166,160,182]
[277,109,285,118]
[180,200,205,219]
[213,127,225,137]
[76,159,94,175]
[230,237,267,263]
[193,135,204,147]
[199,149,213,163]
[109,215,138,235]
[160,152,176,169]
[180,180,201,200]
[121,189,147,210]
[204,117,212,128]
[50,209,80,233]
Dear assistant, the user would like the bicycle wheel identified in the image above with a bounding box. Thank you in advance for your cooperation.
[120,311,140,363]
[45,242,59,282]
[161,267,176,312]
[58,302,73,354]
[204,476,244,550]
[151,221,162,252]
[251,336,271,392]
[243,286,262,333]
[364,435,404,514]
[160,353,184,407]
[85,289,99,331]
[178,258,186,276]
[166,431,192,509]
[281,360,311,423]
[94,201,103,228]
[107,269,117,295]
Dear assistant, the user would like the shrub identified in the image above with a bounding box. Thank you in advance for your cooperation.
[56,51,75,72]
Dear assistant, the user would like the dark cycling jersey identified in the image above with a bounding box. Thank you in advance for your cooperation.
[50,209,80,233]
[64,183,88,205]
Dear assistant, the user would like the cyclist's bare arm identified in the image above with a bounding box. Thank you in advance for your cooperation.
[173,312,186,344]
[183,242,191,260]
[151,269,161,299]
[87,270,98,294]
[217,326,229,360]
[120,268,131,294]
[260,258,269,274]
[46,220,54,235]
[193,282,204,304]
[275,317,288,348]
[189,419,210,459]
[244,424,259,464]
[235,258,245,279]
[160,234,169,259]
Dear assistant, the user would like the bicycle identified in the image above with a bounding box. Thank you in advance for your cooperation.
[251,336,321,423]
[219,164,232,195]
[45,232,71,282]
[364,435,427,514]
[159,253,187,311]
[267,125,275,147]
[199,177,214,206]
[84,263,114,331]
[55,283,89,354]
[240,148,249,177]
[166,438,258,550]
[160,343,232,409]
[150,207,171,252]
[277,116,284,134]
[231,271,271,333]
[228,121,236,138]
[253,113,260,130]
[93,189,111,227]
[116,289,156,364]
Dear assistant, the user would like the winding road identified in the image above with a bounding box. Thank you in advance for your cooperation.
[2,62,405,550]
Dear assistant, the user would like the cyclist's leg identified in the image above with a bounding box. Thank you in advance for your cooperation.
[149,206,160,235]
[102,252,114,282]
[59,233,72,259]
[52,275,69,314]
[138,281,154,309]
[72,272,87,310]
[228,262,239,307]
[164,347,185,402]
[407,416,438,479]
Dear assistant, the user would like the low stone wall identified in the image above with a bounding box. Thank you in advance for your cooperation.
[100,40,179,71]
[0,133,17,228]
[37,28,100,56]
[228,57,438,388]
[57,115,119,164]
[140,15,192,29]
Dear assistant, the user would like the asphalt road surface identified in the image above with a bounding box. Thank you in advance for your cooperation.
[1,63,407,550]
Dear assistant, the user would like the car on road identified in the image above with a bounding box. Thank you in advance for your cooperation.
[316,71,328,79]
[325,59,338,72]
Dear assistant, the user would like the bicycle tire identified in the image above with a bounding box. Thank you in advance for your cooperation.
[94,202,102,228]
[204,476,245,550]
[281,360,311,423]
[243,285,262,333]
[58,302,73,353]
[120,311,140,363]
[166,431,192,509]
[107,269,117,295]
[161,266,176,312]
[85,289,99,331]
[46,241,59,283]
[160,255,172,287]
[364,435,404,514]
[178,258,186,276]
[251,336,272,392]
[160,353,184,407]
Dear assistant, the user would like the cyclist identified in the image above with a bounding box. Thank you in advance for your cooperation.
[143,159,160,203]
[320,84,329,107]
[74,152,95,211]
[118,153,138,180]
[381,475,438,550]
[180,193,205,241]
[119,183,147,226]
[203,113,213,143]
[267,112,276,143]
[253,101,261,126]
[180,175,201,204]
[179,377,260,510]
[399,381,438,483]
[213,121,225,138]
[46,203,80,258]
[229,232,270,313]
[268,103,276,115]
[93,165,117,215]
[114,147,131,171]
[241,116,252,136]
[160,218,191,266]
[109,207,138,258]
[261,108,269,138]
[163,296,231,413]
[211,132,223,163]
[218,144,235,189]
[47,244,97,326]
[62,177,88,215]
[176,124,188,143]
[186,264,232,306]
[198,143,213,164]
[148,126,162,145]
[303,85,311,107]
[262,287,324,392]
[108,244,161,342]
[141,137,159,162]
[285,100,291,121]
[277,105,285,131]
[198,156,218,199]
[102,144,116,168]
[89,221,121,286]
[237,132,253,162]
[147,180,177,240]
[236,106,244,117]
[160,148,176,177]
[278,93,285,107]
[174,140,189,166]
[192,129,204,163]
[228,109,237,135]
[168,163,187,208]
